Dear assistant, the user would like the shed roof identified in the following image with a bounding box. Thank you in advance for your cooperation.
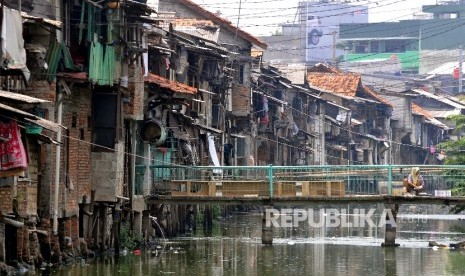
[176,0,267,49]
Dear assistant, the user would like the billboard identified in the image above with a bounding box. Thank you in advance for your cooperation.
[303,1,368,64]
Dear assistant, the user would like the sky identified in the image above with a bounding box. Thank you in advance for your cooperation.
[192,0,438,36]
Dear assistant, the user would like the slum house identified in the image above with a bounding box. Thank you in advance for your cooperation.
[251,65,329,166]
[0,91,64,265]
[381,89,450,165]
[0,2,76,266]
[138,18,234,235]
[158,0,268,168]
[408,89,465,130]
[1,0,158,266]
[306,65,393,166]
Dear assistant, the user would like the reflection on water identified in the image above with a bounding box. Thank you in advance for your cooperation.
[52,205,465,276]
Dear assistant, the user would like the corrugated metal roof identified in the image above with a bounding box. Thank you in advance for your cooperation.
[145,74,197,95]
[0,103,65,132]
[0,90,50,103]
[411,89,465,109]
[428,109,462,118]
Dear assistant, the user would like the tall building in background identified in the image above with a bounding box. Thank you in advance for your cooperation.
[299,0,368,65]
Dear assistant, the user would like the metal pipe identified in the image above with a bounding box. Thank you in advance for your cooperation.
[3,217,24,228]
[52,0,64,237]
[53,86,63,236]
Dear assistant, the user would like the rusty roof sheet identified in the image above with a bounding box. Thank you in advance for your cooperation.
[307,72,361,97]
[177,0,267,49]
[0,90,50,104]
[145,74,197,95]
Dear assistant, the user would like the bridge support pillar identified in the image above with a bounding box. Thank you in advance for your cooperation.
[262,208,273,245]
[382,203,400,247]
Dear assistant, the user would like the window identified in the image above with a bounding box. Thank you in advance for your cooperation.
[370,41,379,53]
[92,90,119,151]
[384,40,406,53]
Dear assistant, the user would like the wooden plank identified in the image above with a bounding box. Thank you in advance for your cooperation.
[208,182,216,197]
[302,182,309,196]
[186,182,191,196]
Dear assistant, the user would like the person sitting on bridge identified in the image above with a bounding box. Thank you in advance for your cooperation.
[403,167,425,195]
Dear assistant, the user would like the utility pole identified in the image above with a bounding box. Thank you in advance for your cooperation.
[459,45,463,93]
[332,31,337,66]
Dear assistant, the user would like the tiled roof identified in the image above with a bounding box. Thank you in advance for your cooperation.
[412,103,434,119]
[177,0,267,49]
[363,86,393,107]
[307,72,361,97]
[307,63,342,74]
[412,103,449,129]
[306,64,392,106]
[145,74,197,95]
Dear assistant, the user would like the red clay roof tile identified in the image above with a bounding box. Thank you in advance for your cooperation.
[145,73,197,95]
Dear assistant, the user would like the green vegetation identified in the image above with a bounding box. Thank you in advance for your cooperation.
[440,114,465,213]
[120,223,143,250]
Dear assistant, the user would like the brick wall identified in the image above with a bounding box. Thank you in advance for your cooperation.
[25,81,56,103]
[124,65,145,120]
[231,83,251,116]
[59,86,92,216]
[0,186,13,214]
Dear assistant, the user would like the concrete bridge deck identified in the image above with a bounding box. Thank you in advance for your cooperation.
[147,194,465,205]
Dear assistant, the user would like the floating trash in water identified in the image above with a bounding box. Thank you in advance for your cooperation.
[287,241,295,245]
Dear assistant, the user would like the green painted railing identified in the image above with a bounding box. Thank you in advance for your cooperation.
[136,165,465,198]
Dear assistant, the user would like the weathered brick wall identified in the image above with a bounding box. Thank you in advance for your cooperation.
[0,186,13,214]
[124,65,144,120]
[231,83,251,116]
[60,86,92,215]
[25,81,56,103]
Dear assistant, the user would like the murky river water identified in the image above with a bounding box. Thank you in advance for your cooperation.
[52,204,465,275]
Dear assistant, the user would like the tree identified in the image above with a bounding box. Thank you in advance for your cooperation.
[440,114,465,213]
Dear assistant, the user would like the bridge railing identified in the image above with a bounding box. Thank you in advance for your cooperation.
[144,165,465,198]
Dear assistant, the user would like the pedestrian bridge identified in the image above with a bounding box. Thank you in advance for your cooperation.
[141,164,465,246]
[143,165,465,205]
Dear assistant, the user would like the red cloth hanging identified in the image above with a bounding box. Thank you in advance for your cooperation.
[0,121,28,171]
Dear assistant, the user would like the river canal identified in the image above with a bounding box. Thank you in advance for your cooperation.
[51,204,465,275]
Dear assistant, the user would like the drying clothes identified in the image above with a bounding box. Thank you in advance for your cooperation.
[260,114,269,125]
[1,7,30,81]
[207,134,222,174]
[262,95,269,112]
[0,121,28,171]
[1,7,26,69]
